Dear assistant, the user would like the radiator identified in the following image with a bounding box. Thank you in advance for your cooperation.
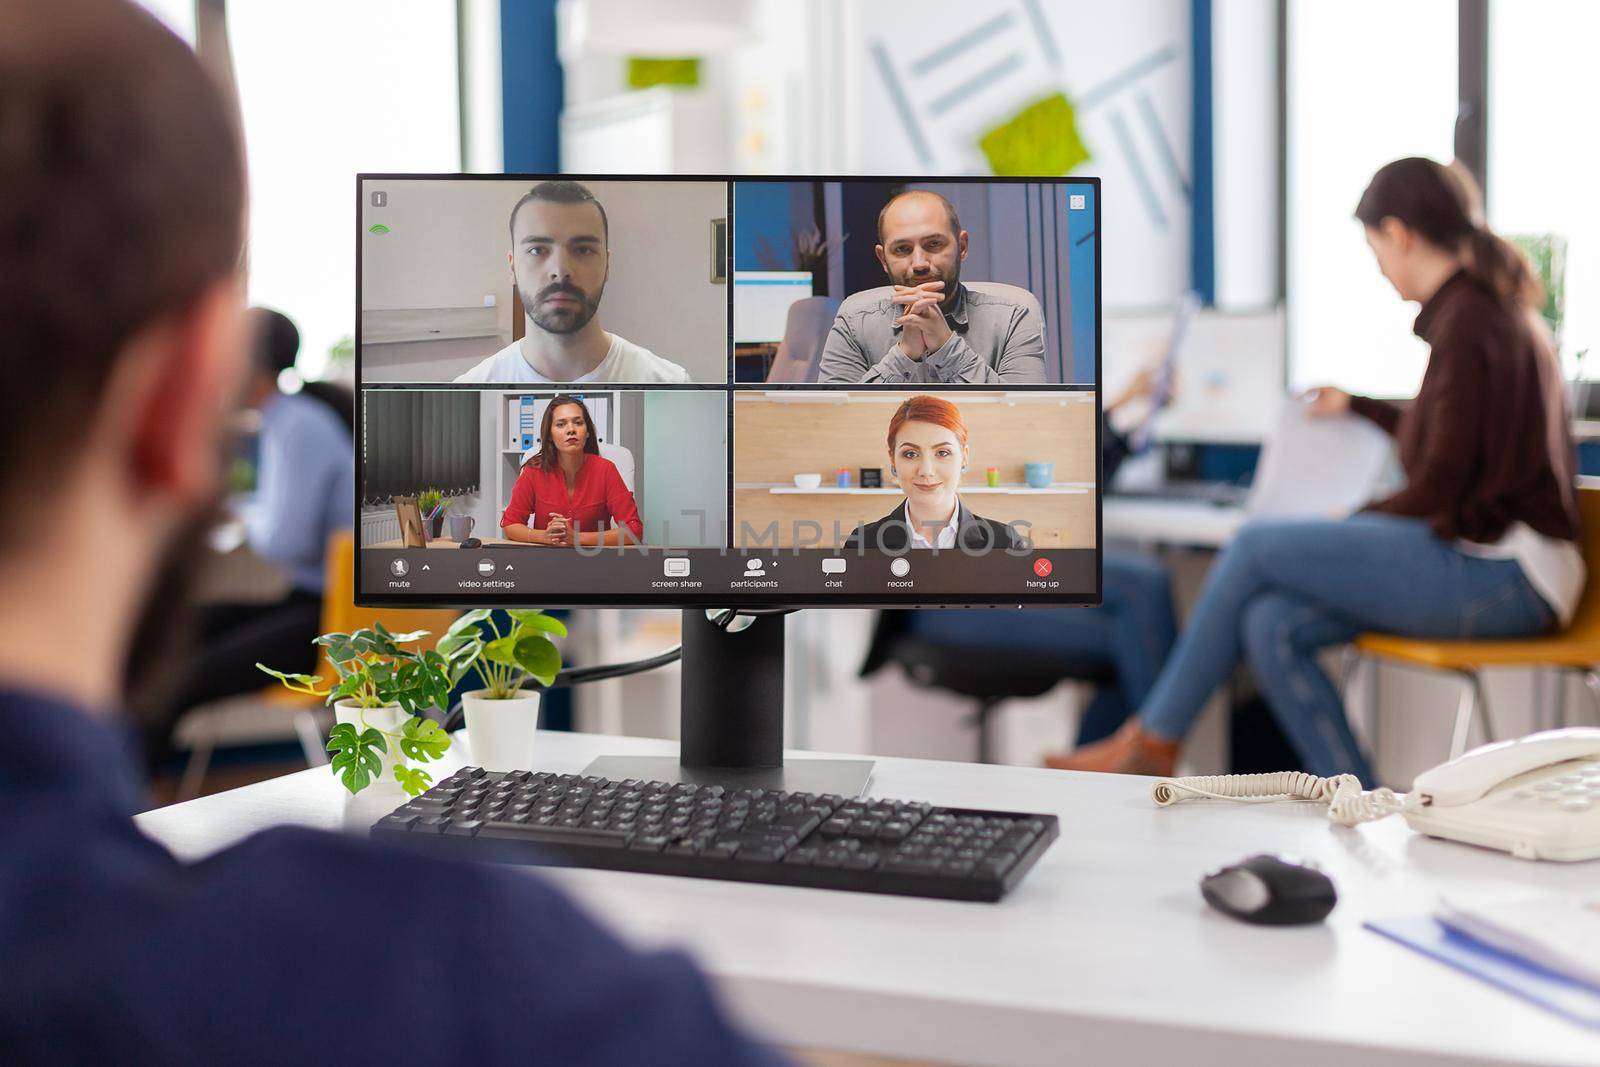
[361,509,400,545]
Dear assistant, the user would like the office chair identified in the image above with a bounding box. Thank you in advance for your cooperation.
[179,530,459,800]
[1349,486,1600,765]
[861,610,1112,763]
[764,296,840,382]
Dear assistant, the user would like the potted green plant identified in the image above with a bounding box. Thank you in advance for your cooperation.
[435,609,566,772]
[258,622,462,796]
[418,487,446,538]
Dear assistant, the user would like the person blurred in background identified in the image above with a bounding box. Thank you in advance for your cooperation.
[145,307,353,769]
[1057,157,1580,783]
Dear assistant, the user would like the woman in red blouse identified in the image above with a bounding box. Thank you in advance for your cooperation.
[501,395,644,547]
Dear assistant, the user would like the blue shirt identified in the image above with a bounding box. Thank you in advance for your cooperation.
[246,391,353,592]
[0,689,785,1066]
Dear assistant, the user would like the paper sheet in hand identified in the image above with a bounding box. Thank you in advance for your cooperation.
[1247,400,1393,519]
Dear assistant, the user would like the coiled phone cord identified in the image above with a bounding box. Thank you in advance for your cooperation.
[1149,771,1418,826]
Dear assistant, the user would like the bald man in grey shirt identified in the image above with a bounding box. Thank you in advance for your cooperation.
[817,190,1047,385]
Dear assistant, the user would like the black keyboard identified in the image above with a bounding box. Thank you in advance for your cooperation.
[372,767,1058,902]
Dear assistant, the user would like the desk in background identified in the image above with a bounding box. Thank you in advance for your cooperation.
[368,536,522,549]
[1103,495,1249,549]
[136,730,1598,1067]
[734,342,778,382]
[367,537,648,551]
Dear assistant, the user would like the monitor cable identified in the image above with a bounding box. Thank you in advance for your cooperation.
[439,607,799,730]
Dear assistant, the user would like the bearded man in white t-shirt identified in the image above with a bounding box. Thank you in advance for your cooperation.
[455,180,691,383]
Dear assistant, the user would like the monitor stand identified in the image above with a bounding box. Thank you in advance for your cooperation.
[581,609,874,797]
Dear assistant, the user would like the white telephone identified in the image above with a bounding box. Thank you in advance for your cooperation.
[1150,727,1600,862]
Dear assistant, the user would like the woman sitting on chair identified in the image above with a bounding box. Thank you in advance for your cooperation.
[844,394,1023,553]
[1057,156,1583,784]
[501,394,644,547]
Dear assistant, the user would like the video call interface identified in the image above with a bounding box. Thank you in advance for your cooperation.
[358,175,1100,606]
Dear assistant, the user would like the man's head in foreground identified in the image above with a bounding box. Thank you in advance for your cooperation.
[507,180,611,335]
[875,189,969,306]
[0,0,247,712]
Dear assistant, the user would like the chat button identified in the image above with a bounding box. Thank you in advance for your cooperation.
[821,558,847,575]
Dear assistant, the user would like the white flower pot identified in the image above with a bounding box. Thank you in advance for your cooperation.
[334,700,409,788]
[462,689,542,772]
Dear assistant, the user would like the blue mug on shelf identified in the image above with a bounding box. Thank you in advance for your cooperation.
[1024,462,1054,489]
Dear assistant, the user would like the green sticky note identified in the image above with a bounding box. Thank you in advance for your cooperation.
[979,93,1091,177]
[368,223,391,235]
[627,57,701,89]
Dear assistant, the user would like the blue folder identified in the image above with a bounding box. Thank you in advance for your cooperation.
[1366,916,1600,1030]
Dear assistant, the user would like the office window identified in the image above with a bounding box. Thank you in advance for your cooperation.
[1487,0,1599,377]
[229,2,461,378]
[1285,0,1457,396]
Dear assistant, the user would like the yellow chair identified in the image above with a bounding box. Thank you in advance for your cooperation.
[182,531,459,798]
[1352,487,1600,762]
[260,529,459,700]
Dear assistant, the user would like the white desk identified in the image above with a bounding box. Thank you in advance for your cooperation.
[135,731,1600,1067]
[1103,496,1249,548]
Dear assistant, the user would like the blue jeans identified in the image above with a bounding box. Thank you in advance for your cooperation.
[1140,514,1556,783]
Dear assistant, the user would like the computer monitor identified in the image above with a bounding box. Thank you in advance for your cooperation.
[733,270,812,344]
[355,174,1102,792]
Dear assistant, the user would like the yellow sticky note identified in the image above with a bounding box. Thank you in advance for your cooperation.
[979,93,1091,177]
[627,57,701,90]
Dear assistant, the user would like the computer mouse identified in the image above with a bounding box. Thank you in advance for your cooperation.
[459,537,482,549]
[1200,853,1336,925]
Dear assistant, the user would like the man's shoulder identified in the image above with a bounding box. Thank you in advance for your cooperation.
[838,286,896,319]
[962,282,1042,317]
[607,334,691,382]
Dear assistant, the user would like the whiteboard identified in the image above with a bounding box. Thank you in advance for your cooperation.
[848,0,1193,310]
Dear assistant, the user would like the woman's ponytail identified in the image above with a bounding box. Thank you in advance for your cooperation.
[1465,225,1544,312]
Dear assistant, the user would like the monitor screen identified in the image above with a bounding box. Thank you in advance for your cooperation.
[733,270,813,345]
[356,174,1100,608]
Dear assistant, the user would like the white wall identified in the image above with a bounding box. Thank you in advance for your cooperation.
[586,179,728,382]
[640,392,727,548]
[360,178,729,383]
[361,178,518,338]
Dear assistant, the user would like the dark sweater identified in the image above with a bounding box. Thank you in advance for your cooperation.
[0,689,784,1066]
[1350,270,1580,545]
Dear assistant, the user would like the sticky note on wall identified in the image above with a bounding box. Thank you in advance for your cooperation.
[979,93,1091,176]
[627,57,702,89]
